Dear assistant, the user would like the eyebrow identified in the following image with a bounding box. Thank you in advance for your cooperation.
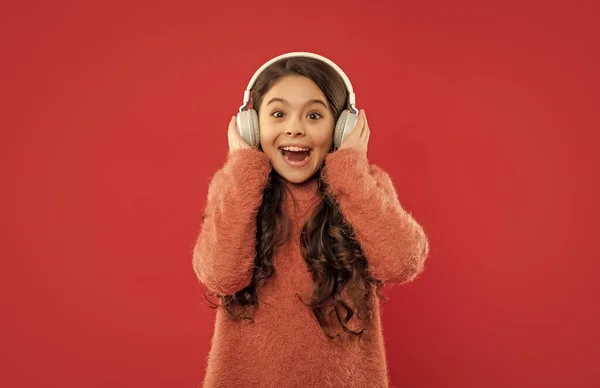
[266,97,328,109]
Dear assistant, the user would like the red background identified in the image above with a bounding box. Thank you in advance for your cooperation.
[1,0,598,387]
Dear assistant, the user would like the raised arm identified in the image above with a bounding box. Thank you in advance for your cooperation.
[322,148,429,284]
[192,148,272,295]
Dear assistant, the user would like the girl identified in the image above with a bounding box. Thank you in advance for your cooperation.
[193,53,429,388]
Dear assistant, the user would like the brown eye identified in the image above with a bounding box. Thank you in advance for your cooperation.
[272,111,285,118]
[308,112,322,120]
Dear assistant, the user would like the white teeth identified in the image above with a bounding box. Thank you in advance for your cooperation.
[281,146,310,152]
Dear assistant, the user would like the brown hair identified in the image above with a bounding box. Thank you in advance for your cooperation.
[208,56,385,338]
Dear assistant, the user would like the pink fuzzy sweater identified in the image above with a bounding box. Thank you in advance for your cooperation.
[193,147,429,388]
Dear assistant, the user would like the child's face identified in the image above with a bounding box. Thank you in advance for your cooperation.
[258,75,334,184]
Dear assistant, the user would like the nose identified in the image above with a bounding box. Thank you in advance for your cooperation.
[285,126,305,137]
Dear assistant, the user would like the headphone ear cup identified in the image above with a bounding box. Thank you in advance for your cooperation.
[236,109,260,147]
[334,110,358,149]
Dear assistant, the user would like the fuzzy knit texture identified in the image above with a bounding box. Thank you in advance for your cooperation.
[193,147,429,388]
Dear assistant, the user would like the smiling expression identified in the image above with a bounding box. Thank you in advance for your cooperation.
[258,75,335,184]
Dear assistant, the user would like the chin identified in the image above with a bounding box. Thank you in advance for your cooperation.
[272,162,319,184]
[276,169,312,184]
[283,175,311,184]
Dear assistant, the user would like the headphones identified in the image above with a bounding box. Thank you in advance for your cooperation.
[236,52,359,150]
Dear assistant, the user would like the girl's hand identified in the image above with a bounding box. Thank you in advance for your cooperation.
[338,109,369,155]
[227,116,251,154]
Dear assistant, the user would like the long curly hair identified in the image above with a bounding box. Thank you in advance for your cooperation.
[208,56,385,339]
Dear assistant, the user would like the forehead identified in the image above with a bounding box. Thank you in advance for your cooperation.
[263,75,326,105]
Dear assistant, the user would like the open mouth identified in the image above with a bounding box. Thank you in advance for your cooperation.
[278,146,312,162]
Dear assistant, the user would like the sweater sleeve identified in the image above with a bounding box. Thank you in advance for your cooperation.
[322,148,430,284]
[192,148,272,295]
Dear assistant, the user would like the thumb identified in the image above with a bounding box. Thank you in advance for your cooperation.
[229,116,237,131]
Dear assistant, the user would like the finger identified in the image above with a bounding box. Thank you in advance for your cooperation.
[353,110,364,132]
[361,110,369,138]
[351,117,360,135]
[229,116,237,131]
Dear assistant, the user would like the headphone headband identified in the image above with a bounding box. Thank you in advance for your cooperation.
[240,52,357,114]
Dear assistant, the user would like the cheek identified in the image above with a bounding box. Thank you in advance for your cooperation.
[313,130,334,150]
[258,122,277,147]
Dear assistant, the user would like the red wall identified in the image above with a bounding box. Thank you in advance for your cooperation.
[1,1,598,387]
